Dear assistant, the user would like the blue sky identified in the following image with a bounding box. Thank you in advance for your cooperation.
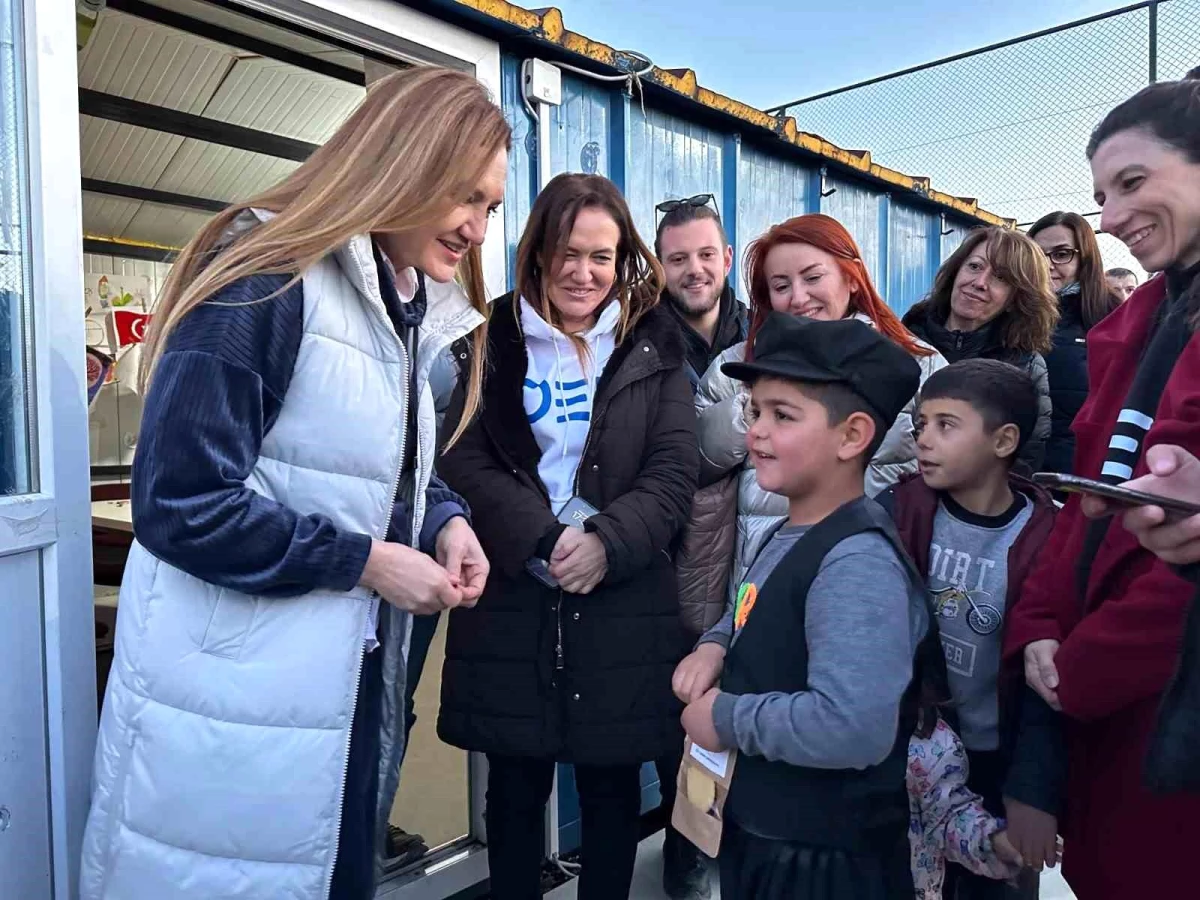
[552,0,1132,109]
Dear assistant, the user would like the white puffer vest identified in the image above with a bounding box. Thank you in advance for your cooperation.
[79,225,484,900]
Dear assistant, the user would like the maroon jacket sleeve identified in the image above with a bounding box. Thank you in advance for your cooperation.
[1050,389,1200,721]
[1002,501,1079,659]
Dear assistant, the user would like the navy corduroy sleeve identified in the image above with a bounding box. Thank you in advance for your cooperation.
[131,274,372,598]
[386,473,471,555]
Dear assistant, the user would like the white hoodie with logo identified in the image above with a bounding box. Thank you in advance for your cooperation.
[520,296,621,514]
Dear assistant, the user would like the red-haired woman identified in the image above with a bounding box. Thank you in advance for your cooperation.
[695,213,946,597]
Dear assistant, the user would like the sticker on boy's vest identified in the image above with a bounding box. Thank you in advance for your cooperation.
[733,582,758,631]
[672,738,738,859]
[689,743,731,778]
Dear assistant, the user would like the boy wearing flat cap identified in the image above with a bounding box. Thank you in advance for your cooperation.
[672,312,934,899]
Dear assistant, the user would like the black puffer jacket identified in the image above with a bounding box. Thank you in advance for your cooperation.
[903,307,1052,473]
[437,294,699,765]
[1043,285,1089,475]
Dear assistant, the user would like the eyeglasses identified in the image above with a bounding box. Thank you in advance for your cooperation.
[655,193,717,217]
[1043,247,1079,265]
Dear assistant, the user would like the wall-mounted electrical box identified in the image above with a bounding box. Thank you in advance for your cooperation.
[524,58,562,106]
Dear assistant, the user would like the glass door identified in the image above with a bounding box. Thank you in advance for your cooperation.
[1,0,98,897]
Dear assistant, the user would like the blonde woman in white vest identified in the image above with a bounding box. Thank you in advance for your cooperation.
[80,68,509,900]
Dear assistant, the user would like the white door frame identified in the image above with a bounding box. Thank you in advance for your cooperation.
[2,0,96,898]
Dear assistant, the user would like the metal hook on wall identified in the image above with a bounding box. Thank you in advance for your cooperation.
[819,167,837,198]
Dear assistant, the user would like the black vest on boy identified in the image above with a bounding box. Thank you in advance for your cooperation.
[722,497,933,851]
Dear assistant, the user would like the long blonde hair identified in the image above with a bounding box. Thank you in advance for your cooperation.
[140,67,511,448]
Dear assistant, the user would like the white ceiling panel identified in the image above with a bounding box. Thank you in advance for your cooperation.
[154,139,298,203]
[120,206,215,247]
[202,58,364,143]
[82,194,142,240]
[154,0,366,72]
[77,1,371,251]
[79,118,187,187]
[79,9,233,113]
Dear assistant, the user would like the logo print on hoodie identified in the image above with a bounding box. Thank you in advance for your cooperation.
[525,377,592,424]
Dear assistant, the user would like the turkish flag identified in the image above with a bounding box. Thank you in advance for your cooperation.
[112,309,151,346]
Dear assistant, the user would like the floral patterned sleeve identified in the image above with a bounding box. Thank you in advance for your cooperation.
[908,719,1021,898]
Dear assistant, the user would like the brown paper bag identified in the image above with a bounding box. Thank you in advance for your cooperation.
[670,738,737,858]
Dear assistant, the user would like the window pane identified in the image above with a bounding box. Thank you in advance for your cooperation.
[0,0,32,496]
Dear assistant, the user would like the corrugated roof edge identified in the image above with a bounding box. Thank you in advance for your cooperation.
[442,0,1014,228]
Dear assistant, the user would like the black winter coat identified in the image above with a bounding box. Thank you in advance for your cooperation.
[902,307,1052,473]
[1043,288,1089,475]
[436,295,699,766]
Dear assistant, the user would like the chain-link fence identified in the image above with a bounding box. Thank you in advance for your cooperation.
[769,0,1200,276]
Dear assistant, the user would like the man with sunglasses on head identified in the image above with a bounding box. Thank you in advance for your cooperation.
[655,195,748,390]
[653,195,747,900]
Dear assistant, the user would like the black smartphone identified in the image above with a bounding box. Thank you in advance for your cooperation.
[1033,472,1200,520]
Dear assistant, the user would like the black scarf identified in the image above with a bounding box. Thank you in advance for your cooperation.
[664,282,747,384]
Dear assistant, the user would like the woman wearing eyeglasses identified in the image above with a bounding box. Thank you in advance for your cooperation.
[1027,212,1121,476]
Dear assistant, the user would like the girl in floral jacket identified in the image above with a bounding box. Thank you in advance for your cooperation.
[908,717,1028,899]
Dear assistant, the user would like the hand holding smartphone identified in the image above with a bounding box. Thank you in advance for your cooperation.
[525,496,601,588]
[1033,472,1200,521]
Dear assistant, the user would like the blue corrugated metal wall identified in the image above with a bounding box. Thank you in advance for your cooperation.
[822,176,886,295]
[888,203,935,318]
[942,217,973,261]
[501,56,977,316]
[734,144,811,296]
[624,105,726,246]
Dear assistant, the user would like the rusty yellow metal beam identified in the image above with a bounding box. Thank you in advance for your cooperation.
[84,233,184,252]
[448,0,1013,228]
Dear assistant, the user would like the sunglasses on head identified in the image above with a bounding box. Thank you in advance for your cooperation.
[655,193,718,217]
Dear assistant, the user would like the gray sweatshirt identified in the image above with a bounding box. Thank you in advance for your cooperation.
[703,525,929,770]
[927,493,1033,752]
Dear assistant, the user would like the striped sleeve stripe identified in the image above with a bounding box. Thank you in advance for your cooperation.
[1101,461,1135,481]
[1117,409,1154,431]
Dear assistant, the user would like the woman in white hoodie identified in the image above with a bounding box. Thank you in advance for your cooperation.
[697,213,946,602]
[437,173,699,900]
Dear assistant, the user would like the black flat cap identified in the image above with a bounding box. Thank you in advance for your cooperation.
[722,312,922,430]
